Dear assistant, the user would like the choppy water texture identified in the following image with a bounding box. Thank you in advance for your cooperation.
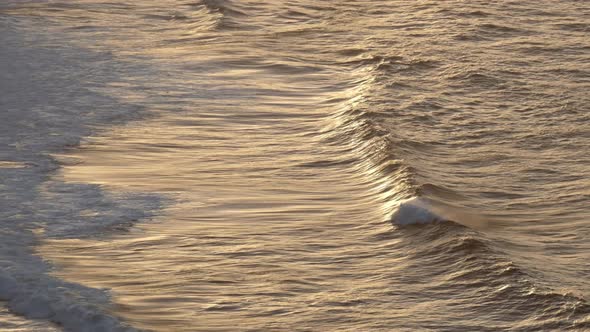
[1,1,590,331]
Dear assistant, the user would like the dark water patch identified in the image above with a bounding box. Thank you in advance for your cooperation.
[457,10,491,18]
[334,48,367,57]
[417,183,467,201]
[276,8,322,24]
[142,13,191,21]
[554,22,589,32]
[261,62,325,75]
[478,190,529,200]
[375,58,440,74]
[296,158,357,169]
[453,31,492,42]
[518,44,583,56]
[478,23,530,34]
[443,69,507,89]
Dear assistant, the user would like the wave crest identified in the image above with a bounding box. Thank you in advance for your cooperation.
[391,197,447,225]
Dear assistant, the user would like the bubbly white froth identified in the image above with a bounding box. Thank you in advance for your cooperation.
[391,197,445,225]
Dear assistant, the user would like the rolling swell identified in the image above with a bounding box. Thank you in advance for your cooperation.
[319,27,589,330]
[328,85,590,325]
[193,0,590,329]
[319,50,454,220]
[393,219,590,330]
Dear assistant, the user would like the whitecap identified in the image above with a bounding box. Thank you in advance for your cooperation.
[391,197,446,225]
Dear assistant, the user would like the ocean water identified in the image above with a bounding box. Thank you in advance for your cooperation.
[1,1,589,331]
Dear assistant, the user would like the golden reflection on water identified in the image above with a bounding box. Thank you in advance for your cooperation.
[0,161,28,169]
[42,83,397,329]
[18,0,590,330]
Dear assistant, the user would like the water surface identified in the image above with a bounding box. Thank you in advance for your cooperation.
[1,1,589,331]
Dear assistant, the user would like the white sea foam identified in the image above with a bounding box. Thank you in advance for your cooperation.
[0,17,155,331]
[391,197,446,225]
[0,273,137,332]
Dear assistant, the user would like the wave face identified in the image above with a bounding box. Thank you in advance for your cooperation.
[1,0,590,331]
